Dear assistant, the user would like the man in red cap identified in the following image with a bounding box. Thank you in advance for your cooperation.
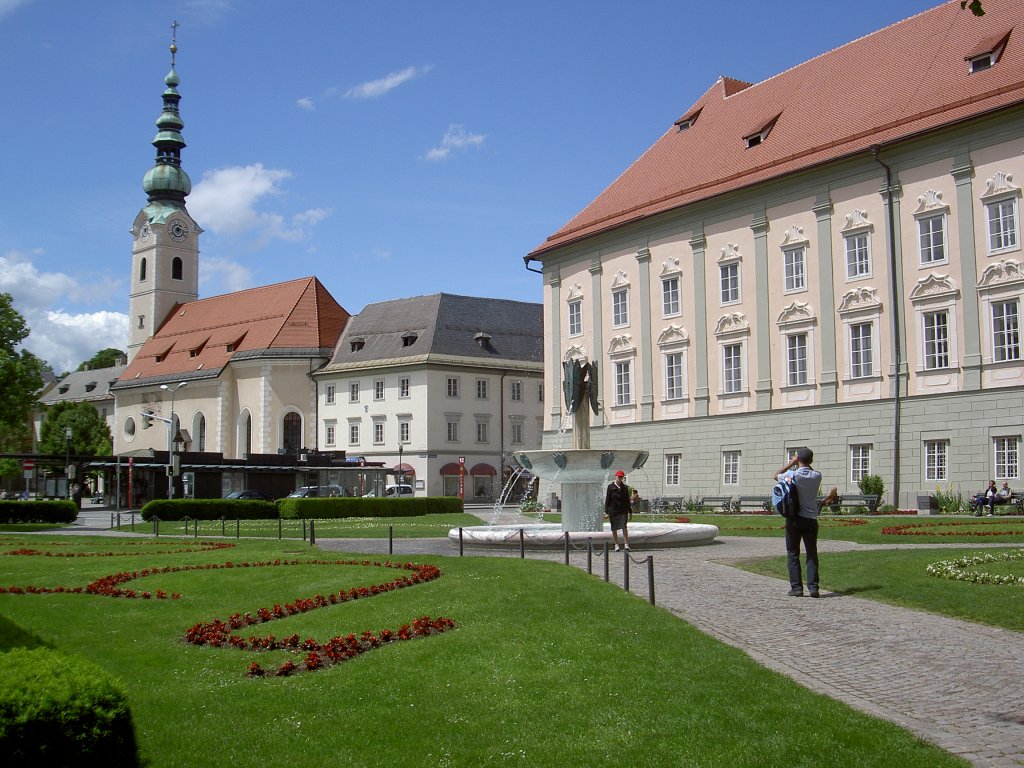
[605,470,633,551]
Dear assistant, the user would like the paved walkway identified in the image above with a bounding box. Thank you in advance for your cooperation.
[35,508,1024,767]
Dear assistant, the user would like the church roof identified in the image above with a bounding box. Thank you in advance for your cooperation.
[530,0,1024,258]
[114,277,349,388]
[319,293,543,373]
[40,365,127,405]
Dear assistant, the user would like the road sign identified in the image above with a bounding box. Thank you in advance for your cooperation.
[22,460,33,471]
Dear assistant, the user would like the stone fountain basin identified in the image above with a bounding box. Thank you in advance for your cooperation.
[512,449,649,482]
[449,522,720,548]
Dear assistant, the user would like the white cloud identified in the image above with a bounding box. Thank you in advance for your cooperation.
[296,97,315,111]
[200,256,254,296]
[343,65,432,100]
[0,0,34,22]
[425,124,487,162]
[0,250,128,371]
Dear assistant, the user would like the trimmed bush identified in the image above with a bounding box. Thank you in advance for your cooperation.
[0,648,140,766]
[0,500,77,525]
[278,496,463,520]
[141,498,277,522]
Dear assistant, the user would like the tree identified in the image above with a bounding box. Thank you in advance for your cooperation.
[961,0,985,17]
[77,347,127,371]
[0,293,45,455]
[38,401,113,457]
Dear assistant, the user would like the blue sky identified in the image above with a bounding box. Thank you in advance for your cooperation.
[0,0,945,373]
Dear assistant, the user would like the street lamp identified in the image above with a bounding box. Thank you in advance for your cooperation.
[398,443,404,487]
[64,426,72,499]
[160,382,187,499]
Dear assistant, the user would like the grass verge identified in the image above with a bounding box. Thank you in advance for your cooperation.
[0,535,965,767]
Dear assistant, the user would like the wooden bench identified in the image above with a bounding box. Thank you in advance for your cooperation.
[700,495,737,513]
[736,495,772,513]
[821,493,881,513]
[649,497,683,514]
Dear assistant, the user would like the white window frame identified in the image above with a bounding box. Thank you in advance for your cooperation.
[325,424,336,446]
[614,360,632,406]
[373,379,385,401]
[446,420,459,442]
[783,246,806,293]
[511,422,524,444]
[325,385,336,405]
[720,262,740,305]
[349,382,360,403]
[918,213,947,266]
[722,343,743,394]
[786,332,808,386]
[987,197,1020,255]
[844,232,871,280]
[664,352,685,400]
[476,421,488,443]
[850,444,871,484]
[348,422,360,446]
[611,288,629,328]
[994,436,1020,481]
[665,454,681,486]
[992,299,1021,362]
[399,378,410,398]
[476,379,488,400]
[662,276,681,317]
[399,421,410,444]
[567,298,582,337]
[373,421,385,445]
[510,381,522,401]
[922,310,950,370]
[446,376,460,398]
[723,451,740,486]
[924,440,948,482]
[850,322,874,379]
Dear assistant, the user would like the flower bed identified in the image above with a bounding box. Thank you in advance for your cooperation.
[925,549,1024,586]
[881,520,1024,537]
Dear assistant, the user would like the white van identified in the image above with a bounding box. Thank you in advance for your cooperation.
[363,484,414,498]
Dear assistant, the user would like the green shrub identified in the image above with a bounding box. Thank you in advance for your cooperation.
[0,500,77,525]
[0,648,140,766]
[857,474,885,497]
[932,484,969,515]
[278,496,462,520]
[141,498,277,521]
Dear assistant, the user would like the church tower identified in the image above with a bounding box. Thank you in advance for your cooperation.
[128,24,201,362]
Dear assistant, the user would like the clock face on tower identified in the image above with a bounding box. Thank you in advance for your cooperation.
[168,219,189,242]
[139,223,150,241]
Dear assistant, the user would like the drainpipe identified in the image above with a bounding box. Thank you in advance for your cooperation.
[523,255,544,275]
[871,145,902,508]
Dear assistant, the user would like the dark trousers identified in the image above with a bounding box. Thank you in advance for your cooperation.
[785,515,819,591]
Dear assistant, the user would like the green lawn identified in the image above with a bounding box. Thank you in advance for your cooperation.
[0,535,965,767]
[735,547,1024,631]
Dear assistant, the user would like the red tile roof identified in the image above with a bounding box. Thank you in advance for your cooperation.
[117,277,349,386]
[531,0,1024,258]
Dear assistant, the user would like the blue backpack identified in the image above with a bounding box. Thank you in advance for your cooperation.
[772,479,801,518]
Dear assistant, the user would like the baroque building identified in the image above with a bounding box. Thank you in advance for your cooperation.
[526,0,1024,508]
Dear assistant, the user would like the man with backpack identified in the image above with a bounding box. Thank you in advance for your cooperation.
[773,448,823,597]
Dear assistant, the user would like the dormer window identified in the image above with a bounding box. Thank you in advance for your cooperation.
[350,338,365,352]
[401,332,418,347]
[744,114,780,148]
[84,381,97,392]
[225,333,246,354]
[58,384,69,394]
[189,339,208,358]
[674,106,702,133]
[966,31,1009,74]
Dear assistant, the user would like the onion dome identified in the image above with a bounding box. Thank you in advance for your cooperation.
[142,38,192,204]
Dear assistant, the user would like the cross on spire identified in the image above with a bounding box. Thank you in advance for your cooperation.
[170,20,179,65]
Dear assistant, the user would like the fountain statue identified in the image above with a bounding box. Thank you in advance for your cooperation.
[448,358,719,547]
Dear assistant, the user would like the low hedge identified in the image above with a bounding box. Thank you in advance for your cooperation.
[0,648,140,766]
[141,498,278,522]
[278,496,463,520]
[0,500,77,525]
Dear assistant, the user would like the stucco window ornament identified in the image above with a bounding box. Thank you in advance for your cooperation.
[977,259,1024,291]
[981,171,1019,201]
[565,282,583,302]
[840,209,874,234]
[659,256,682,277]
[657,324,690,347]
[776,301,817,328]
[909,273,959,304]
[717,243,742,263]
[779,225,808,248]
[713,312,750,338]
[607,334,635,357]
[562,345,588,363]
[913,189,950,216]
[837,287,882,315]
[610,270,631,289]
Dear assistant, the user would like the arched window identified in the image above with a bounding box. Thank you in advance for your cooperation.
[193,413,206,452]
[237,410,252,459]
[139,257,147,281]
[283,412,301,455]
[172,257,183,280]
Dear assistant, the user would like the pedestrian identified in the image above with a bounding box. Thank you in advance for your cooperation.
[605,470,633,551]
[773,448,823,597]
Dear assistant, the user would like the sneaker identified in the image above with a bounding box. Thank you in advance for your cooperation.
[809,591,820,598]
[624,545,630,551]
[614,545,621,552]
[788,588,803,597]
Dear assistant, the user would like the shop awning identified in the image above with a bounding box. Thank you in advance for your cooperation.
[470,463,496,476]
[393,463,415,473]
[439,462,463,475]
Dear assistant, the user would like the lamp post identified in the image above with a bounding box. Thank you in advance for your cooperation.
[160,382,187,499]
[64,426,72,499]
[398,443,404,487]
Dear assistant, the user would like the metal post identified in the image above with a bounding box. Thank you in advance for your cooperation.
[303,519,307,541]
[623,549,630,592]
[221,517,225,536]
[459,527,464,557]
[278,516,282,540]
[519,527,525,559]
[388,525,393,555]
[236,517,240,539]
[110,513,114,529]
[587,538,593,574]
[194,518,198,539]
[647,556,655,605]
[310,519,316,546]
[603,542,609,582]
[154,517,159,537]
[563,532,570,565]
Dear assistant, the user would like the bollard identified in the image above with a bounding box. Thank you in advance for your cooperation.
[647,556,655,605]
[154,517,159,537]
[117,512,122,529]
[310,519,316,546]
[519,528,525,559]
[388,525,393,555]
[278,516,282,541]
[603,543,609,582]
[221,516,226,537]
[110,513,114,529]
[623,548,630,593]
[459,527,464,557]
[194,518,199,539]
[236,517,240,539]
[184,517,189,537]
[302,519,307,542]
[587,538,593,574]
[130,513,135,532]
[563,532,570,565]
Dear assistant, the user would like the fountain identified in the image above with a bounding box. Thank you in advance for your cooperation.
[449,360,719,548]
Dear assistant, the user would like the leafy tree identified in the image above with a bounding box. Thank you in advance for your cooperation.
[0,293,44,455]
[961,0,985,16]
[38,401,113,457]
[77,348,126,371]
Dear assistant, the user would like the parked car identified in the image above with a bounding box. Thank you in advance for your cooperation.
[224,490,272,501]
[363,484,415,498]
[287,485,344,498]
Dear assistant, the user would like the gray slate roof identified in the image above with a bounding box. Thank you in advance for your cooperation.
[324,294,543,369]
[39,365,127,405]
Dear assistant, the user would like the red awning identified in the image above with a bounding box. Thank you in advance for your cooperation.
[393,463,415,473]
[439,463,463,475]
[470,463,496,476]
